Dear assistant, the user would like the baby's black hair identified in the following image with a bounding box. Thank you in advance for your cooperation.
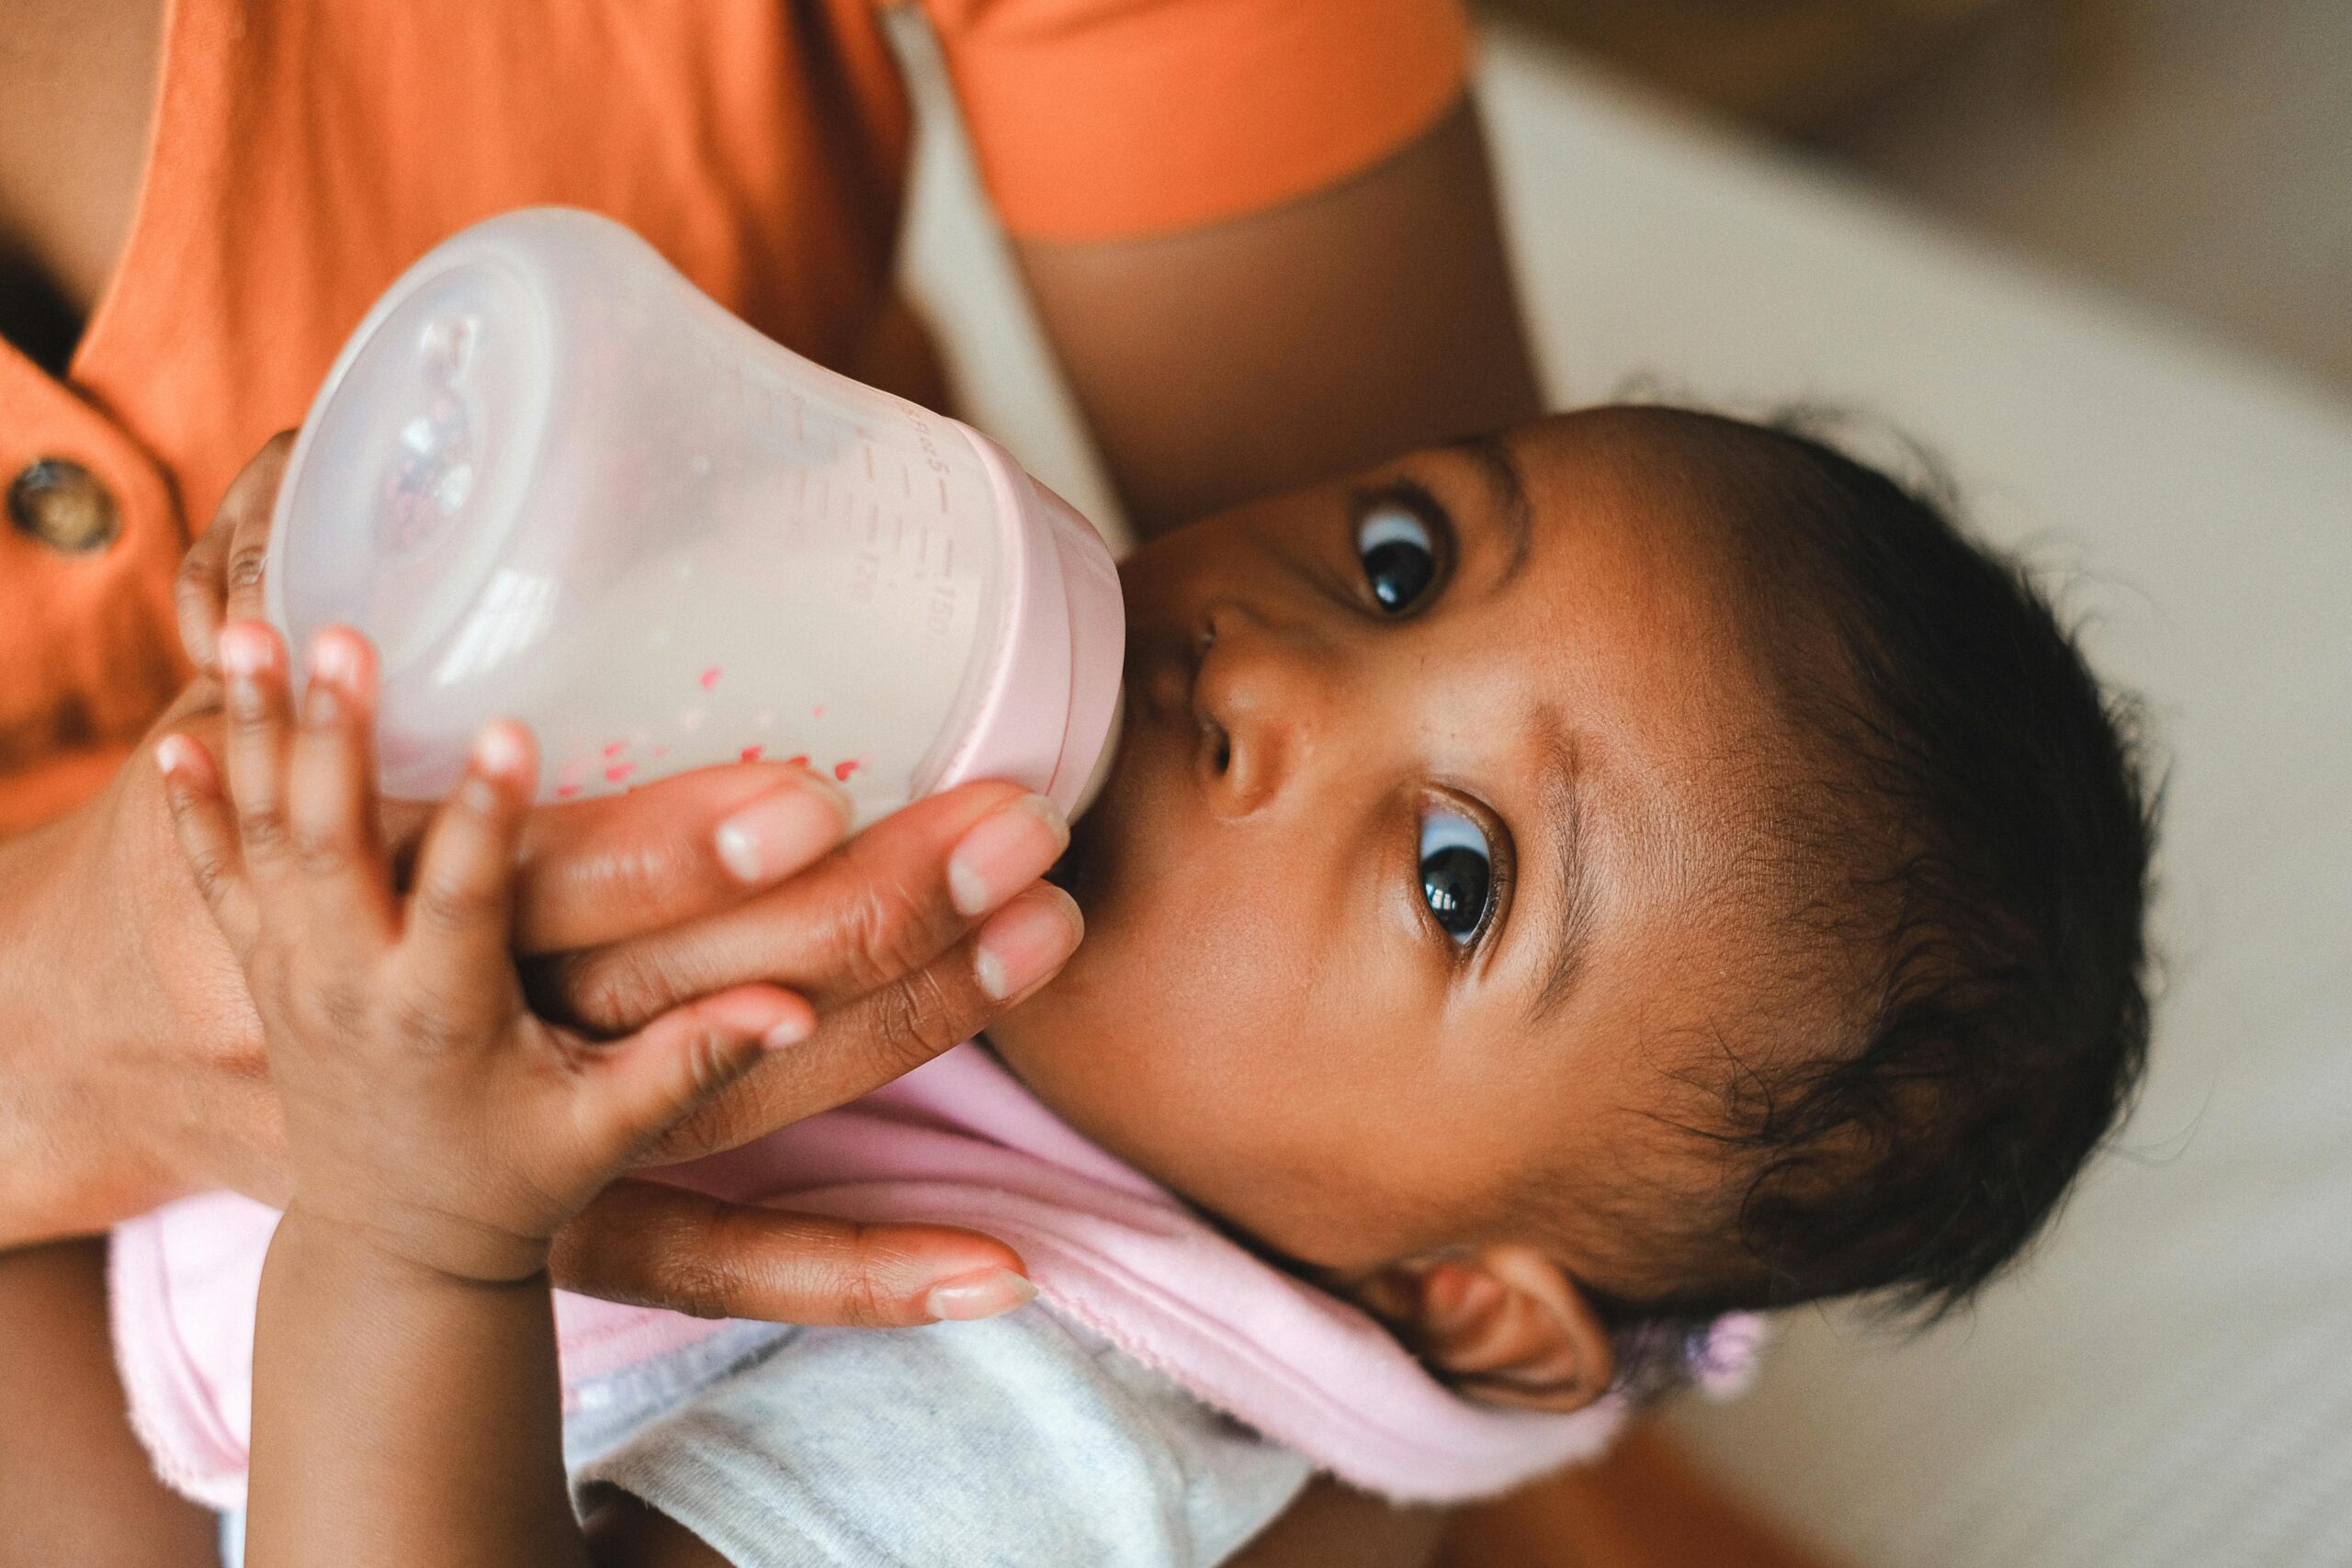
[1597,407,2157,1384]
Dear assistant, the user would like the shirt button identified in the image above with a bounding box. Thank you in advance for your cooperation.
[8,457,122,553]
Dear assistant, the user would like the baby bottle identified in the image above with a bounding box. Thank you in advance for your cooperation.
[264,208,1124,825]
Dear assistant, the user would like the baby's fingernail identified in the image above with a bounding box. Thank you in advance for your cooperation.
[948,795,1069,918]
[307,627,365,692]
[715,779,853,885]
[470,722,531,779]
[154,733,202,781]
[923,1268,1037,1322]
[217,624,273,714]
[973,889,1081,1001]
[761,1009,813,1050]
[217,622,272,679]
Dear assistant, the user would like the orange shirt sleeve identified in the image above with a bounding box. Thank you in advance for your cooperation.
[923,0,1470,243]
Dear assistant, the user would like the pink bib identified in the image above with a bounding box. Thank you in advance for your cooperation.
[112,1044,1628,1509]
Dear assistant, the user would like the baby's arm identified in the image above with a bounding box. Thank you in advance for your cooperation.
[161,623,809,1568]
[0,1240,220,1566]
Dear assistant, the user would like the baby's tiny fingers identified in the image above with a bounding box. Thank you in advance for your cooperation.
[403,721,537,982]
[287,628,396,948]
[155,732,258,959]
[215,621,298,894]
[579,986,812,1162]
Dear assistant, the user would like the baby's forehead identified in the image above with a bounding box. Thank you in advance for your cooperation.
[1505,408,1782,563]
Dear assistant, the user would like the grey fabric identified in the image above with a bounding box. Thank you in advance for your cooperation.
[571,1310,1311,1568]
[219,1308,1307,1567]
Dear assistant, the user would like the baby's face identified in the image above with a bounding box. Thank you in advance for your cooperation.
[990,411,1799,1292]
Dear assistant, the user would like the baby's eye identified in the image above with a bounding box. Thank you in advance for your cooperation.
[1356,503,1438,613]
[1419,808,1494,944]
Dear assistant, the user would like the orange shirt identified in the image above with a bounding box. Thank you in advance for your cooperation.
[0,0,1465,832]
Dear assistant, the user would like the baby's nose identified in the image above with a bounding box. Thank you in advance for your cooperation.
[1193,603,1329,818]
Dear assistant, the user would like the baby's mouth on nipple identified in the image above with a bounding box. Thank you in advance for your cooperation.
[1047,682,1131,904]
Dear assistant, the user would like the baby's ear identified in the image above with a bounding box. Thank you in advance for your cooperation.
[1356,1246,1615,1414]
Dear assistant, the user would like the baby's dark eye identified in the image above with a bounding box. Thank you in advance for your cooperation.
[1419,808,1494,944]
[1356,503,1438,613]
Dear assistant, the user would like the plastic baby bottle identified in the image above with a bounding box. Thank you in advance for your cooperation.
[265,208,1124,825]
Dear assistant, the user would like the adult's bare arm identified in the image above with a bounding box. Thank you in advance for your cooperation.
[1017,99,1541,538]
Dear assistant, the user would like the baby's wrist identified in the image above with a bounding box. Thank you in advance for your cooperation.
[275,1200,556,1292]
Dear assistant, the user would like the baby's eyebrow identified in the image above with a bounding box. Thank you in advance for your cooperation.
[1444,434,1533,588]
[1529,710,1598,1024]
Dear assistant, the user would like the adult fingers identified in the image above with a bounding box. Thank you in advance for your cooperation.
[549,1179,1034,1327]
[175,432,293,676]
[153,731,259,961]
[641,884,1081,1164]
[511,762,866,954]
[213,621,299,900]
[541,784,1063,1035]
[284,627,397,953]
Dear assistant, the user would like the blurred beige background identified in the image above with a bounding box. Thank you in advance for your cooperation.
[1495,0,2352,397]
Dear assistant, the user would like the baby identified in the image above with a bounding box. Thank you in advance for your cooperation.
[131,404,2154,1566]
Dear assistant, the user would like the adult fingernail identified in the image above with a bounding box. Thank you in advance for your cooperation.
[948,795,1069,918]
[923,1268,1038,1322]
[716,779,853,885]
[973,889,1081,1001]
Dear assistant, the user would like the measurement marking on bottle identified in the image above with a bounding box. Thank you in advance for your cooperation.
[938,476,949,513]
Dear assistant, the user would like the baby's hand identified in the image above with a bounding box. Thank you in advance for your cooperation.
[156,622,812,1283]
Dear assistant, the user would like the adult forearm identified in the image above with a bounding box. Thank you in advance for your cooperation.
[0,806,181,1244]
[1018,99,1543,538]
[0,739,276,1247]
[248,1216,591,1568]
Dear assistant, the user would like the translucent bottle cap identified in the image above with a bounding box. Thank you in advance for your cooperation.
[266,243,555,679]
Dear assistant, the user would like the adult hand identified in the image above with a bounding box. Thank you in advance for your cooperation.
[0,443,1084,1326]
